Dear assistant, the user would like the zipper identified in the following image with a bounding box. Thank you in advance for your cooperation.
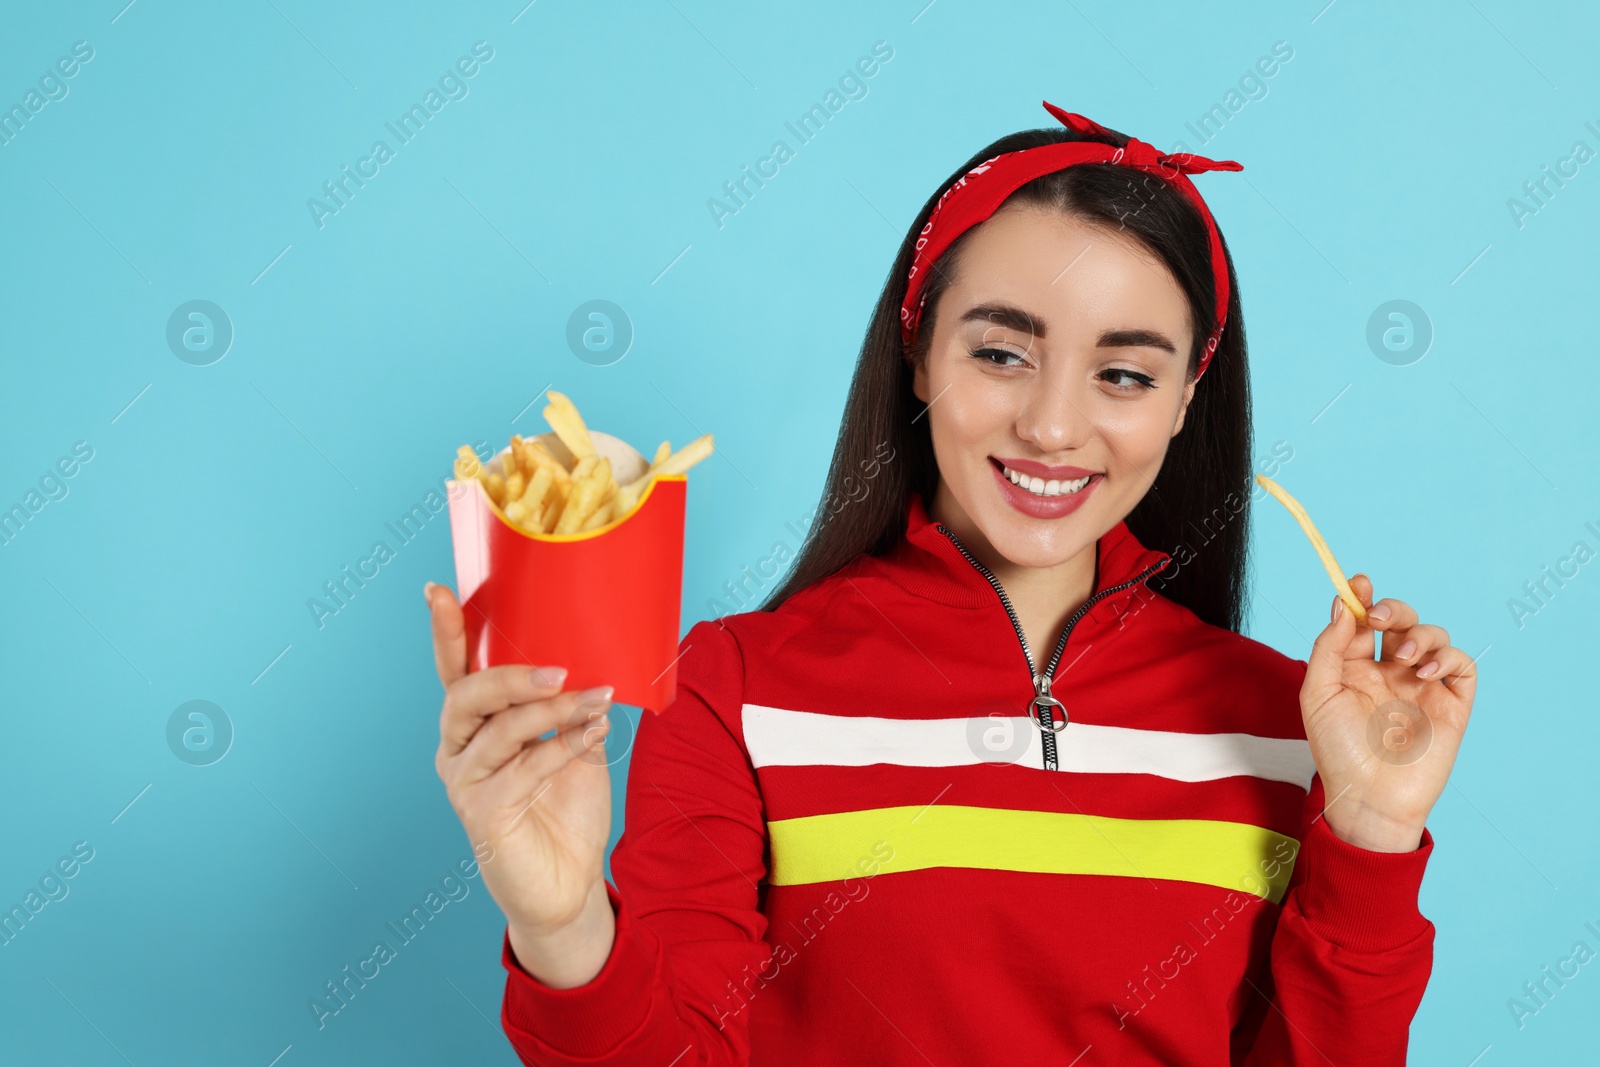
[936,522,1168,771]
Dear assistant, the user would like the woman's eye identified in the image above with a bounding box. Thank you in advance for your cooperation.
[971,346,1026,368]
[1100,368,1157,390]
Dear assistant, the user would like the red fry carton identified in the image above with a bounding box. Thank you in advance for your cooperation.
[446,429,687,713]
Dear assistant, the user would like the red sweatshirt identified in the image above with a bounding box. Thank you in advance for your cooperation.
[498,492,1435,1065]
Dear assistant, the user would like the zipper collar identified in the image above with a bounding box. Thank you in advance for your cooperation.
[891,491,1172,772]
[884,491,1173,615]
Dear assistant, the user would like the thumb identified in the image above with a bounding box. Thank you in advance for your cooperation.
[426,581,468,687]
[1302,593,1361,710]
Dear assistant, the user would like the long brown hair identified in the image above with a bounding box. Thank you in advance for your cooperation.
[756,119,1254,633]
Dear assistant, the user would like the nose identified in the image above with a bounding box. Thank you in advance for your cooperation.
[1013,363,1092,455]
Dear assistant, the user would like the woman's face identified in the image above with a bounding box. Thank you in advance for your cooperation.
[911,203,1198,572]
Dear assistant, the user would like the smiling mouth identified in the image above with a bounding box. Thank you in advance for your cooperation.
[991,458,1099,498]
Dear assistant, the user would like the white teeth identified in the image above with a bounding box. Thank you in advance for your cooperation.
[1003,465,1091,497]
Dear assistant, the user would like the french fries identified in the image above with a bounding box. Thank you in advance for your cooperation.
[1254,473,1369,625]
[544,390,597,462]
[453,391,714,537]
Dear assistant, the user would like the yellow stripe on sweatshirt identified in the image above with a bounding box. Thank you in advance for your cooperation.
[767,804,1299,904]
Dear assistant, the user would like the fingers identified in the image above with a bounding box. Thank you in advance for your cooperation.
[1345,573,1376,658]
[1385,622,1451,671]
[1364,596,1419,638]
[1365,592,1454,672]
[426,582,468,688]
[1302,585,1369,709]
[1359,582,1478,705]
[1410,639,1469,681]
[477,715,613,811]
[1429,645,1480,706]
[438,663,570,759]
[1366,595,1442,662]
[452,685,614,787]
[1300,571,1480,721]
[1403,642,1479,730]
[1346,580,1471,669]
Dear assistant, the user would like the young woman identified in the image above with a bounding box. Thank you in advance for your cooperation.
[426,102,1478,1065]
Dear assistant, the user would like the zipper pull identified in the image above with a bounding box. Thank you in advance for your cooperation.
[1032,672,1066,733]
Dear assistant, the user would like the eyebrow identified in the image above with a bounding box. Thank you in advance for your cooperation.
[957,301,1179,355]
[960,302,1045,337]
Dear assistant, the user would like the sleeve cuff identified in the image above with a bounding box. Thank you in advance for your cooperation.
[500,881,660,1057]
[1293,813,1435,953]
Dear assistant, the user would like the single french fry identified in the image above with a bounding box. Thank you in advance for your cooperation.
[537,473,569,534]
[537,497,560,534]
[546,481,578,533]
[544,390,597,460]
[514,438,543,485]
[529,451,572,520]
[611,481,644,519]
[526,437,563,468]
[483,472,506,507]
[554,474,603,534]
[653,433,714,477]
[504,467,526,505]
[615,468,660,518]
[580,498,615,532]
[526,439,573,483]
[578,457,612,526]
[652,440,671,466]
[454,445,483,482]
[517,466,553,523]
[539,475,564,521]
[507,435,524,475]
[522,465,553,504]
[1254,474,1369,625]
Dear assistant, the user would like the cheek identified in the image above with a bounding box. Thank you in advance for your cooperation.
[932,371,1011,452]
[1097,397,1183,470]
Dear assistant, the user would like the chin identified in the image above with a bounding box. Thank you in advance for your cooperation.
[973,504,1097,570]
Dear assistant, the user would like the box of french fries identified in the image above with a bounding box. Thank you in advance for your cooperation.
[447,391,713,713]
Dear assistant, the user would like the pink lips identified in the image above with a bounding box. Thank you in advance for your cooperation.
[989,456,1100,519]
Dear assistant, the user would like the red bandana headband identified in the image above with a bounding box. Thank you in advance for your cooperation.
[900,101,1243,381]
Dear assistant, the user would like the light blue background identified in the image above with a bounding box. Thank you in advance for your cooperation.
[2,1,1596,1063]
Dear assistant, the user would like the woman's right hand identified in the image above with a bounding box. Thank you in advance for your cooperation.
[426,581,618,987]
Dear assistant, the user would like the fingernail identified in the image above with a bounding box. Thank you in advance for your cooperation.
[1332,597,1344,622]
[1396,640,1417,660]
[1416,660,1440,679]
[1368,604,1391,623]
[423,581,436,602]
[575,685,614,705]
[530,666,568,688]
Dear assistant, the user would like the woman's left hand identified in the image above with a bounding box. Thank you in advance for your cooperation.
[1298,574,1479,853]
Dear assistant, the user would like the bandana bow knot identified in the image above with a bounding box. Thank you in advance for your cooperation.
[1043,102,1243,178]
